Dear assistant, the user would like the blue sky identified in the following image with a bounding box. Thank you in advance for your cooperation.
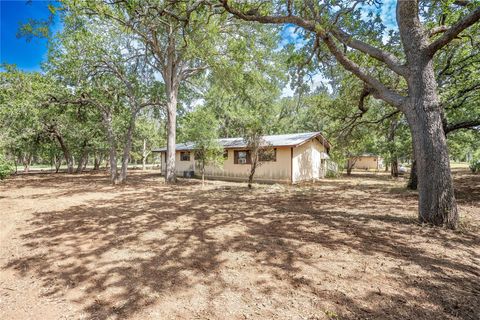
[0,0,60,72]
[1,0,397,74]
[279,0,397,96]
[280,0,397,48]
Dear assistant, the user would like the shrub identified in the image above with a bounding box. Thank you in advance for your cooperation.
[470,159,480,173]
[0,154,13,180]
[323,160,340,178]
[325,169,340,178]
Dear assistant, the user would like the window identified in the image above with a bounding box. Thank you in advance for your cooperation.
[234,150,251,164]
[223,150,229,159]
[180,151,190,161]
[259,148,277,162]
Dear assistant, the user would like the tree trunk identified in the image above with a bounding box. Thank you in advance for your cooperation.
[397,1,459,229]
[76,140,89,173]
[407,109,457,228]
[142,139,146,171]
[117,115,136,184]
[407,159,418,190]
[163,32,180,184]
[109,147,118,184]
[102,112,119,184]
[346,158,356,176]
[165,87,178,183]
[397,2,458,228]
[201,163,205,187]
[142,139,149,171]
[390,159,399,177]
[83,154,88,171]
[93,153,101,171]
[388,118,399,178]
[54,154,61,173]
[22,153,31,173]
[248,158,258,189]
[55,133,74,174]
[403,58,458,227]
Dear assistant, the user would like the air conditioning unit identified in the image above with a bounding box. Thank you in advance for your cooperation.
[238,158,247,164]
[183,170,195,178]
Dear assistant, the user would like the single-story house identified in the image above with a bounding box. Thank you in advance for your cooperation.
[152,132,332,183]
[349,153,384,170]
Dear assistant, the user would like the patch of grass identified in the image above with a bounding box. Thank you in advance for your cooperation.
[324,310,339,319]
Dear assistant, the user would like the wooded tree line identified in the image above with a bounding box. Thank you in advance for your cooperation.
[0,0,479,229]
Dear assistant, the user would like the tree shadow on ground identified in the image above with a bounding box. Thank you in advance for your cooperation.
[2,171,479,319]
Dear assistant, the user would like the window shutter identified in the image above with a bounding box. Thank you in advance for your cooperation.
[246,150,252,164]
[234,150,239,164]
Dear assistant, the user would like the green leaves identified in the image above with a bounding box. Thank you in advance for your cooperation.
[183,107,223,169]
[0,154,13,180]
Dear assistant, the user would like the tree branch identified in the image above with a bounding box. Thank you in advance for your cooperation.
[357,110,401,127]
[220,0,406,109]
[329,28,408,77]
[454,1,471,7]
[427,6,480,55]
[220,0,316,31]
[358,85,371,113]
[445,118,480,134]
[180,65,208,81]
[428,25,449,37]
[222,0,407,77]
[321,33,405,109]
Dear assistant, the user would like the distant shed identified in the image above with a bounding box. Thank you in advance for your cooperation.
[349,154,384,170]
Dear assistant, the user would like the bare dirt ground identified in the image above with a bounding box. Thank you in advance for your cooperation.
[0,170,479,320]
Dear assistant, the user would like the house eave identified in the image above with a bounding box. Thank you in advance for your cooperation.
[152,131,332,153]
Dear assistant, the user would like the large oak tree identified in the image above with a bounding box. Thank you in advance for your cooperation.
[220,0,480,229]
[65,0,221,183]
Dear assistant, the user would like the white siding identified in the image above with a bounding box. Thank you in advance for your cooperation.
[292,139,327,183]
[203,147,291,183]
[292,141,312,183]
[311,139,327,178]
[160,151,195,175]
[160,138,328,183]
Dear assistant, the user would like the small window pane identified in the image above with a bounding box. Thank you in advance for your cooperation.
[234,150,250,164]
[259,148,276,162]
[233,150,251,164]
[238,151,247,164]
[180,152,190,161]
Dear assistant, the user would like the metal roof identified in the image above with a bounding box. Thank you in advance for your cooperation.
[356,153,380,157]
[152,132,330,152]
